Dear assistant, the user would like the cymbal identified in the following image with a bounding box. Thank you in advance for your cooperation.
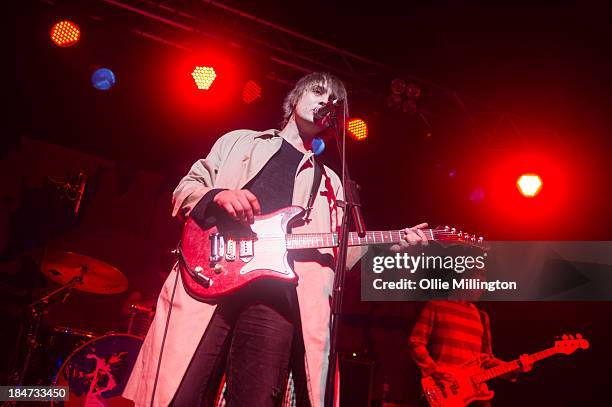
[41,251,128,294]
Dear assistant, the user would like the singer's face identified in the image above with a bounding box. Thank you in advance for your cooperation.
[293,82,333,135]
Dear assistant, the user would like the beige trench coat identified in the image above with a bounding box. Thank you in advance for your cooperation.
[123,129,364,406]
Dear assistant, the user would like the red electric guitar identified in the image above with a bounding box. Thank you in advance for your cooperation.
[421,334,590,407]
[177,205,488,302]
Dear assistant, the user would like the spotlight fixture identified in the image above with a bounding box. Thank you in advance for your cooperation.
[191,66,217,90]
[517,174,542,197]
[402,99,418,114]
[386,93,403,111]
[386,79,423,115]
[50,20,80,47]
[390,78,406,95]
[405,83,422,99]
[91,68,116,90]
[242,80,262,104]
[347,118,368,141]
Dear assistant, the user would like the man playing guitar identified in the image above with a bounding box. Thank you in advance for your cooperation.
[123,71,429,407]
[409,299,533,407]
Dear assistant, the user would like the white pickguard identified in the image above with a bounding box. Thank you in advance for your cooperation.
[238,211,295,278]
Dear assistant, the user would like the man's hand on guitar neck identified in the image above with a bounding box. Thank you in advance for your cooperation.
[390,223,429,252]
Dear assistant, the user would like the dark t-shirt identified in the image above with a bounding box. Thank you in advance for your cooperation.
[244,139,304,214]
[190,139,304,225]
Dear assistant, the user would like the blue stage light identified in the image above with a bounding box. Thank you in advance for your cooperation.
[91,68,116,90]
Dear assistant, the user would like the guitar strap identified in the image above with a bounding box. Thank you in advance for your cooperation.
[303,157,322,221]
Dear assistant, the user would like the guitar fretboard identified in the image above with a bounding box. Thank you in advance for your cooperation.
[473,348,556,383]
[285,230,436,250]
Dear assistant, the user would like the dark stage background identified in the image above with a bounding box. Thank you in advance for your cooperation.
[5,1,612,405]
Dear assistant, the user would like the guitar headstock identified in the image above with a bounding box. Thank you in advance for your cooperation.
[432,226,490,250]
[554,334,590,355]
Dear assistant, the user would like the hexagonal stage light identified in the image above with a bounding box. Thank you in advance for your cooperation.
[517,174,543,197]
[191,66,217,90]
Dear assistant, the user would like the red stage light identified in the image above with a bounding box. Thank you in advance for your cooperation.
[347,118,368,141]
[517,174,543,197]
[191,66,217,90]
[242,80,262,104]
[50,20,80,47]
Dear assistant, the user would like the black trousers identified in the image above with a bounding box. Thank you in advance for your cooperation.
[171,280,300,407]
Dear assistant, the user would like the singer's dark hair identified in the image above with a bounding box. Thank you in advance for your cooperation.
[281,72,348,128]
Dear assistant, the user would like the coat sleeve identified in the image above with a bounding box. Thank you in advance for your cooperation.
[171,134,228,220]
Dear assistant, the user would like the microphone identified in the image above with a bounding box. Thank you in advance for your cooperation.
[313,98,344,120]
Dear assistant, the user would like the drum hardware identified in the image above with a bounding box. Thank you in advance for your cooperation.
[6,274,85,388]
[127,303,155,338]
[4,251,127,393]
[3,250,149,406]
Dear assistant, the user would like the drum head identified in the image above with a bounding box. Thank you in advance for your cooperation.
[52,334,142,406]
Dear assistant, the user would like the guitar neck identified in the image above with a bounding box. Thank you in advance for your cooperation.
[285,230,436,250]
[473,347,557,384]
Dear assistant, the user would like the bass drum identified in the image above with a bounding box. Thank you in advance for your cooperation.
[52,334,142,406]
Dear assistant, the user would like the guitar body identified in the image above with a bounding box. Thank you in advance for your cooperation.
[177,204,489,302]
[179,206,304,302]
[421,363,494,407]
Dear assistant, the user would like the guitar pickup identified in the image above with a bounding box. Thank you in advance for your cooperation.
[225,239,236,261]
[239,240,254,260]
[209,233,225,264]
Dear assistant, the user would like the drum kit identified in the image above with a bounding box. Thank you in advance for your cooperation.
[6,251,154,406]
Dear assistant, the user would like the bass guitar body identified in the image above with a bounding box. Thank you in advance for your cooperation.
[421,363,494,407]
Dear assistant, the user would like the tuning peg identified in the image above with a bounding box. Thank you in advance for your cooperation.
[576,333,582,339]
[562,334,568,340]
[569,334,575,340]
[451,227,456,234]
[444,226,449,231]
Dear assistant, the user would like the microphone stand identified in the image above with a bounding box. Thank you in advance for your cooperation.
[324,106,366,407]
